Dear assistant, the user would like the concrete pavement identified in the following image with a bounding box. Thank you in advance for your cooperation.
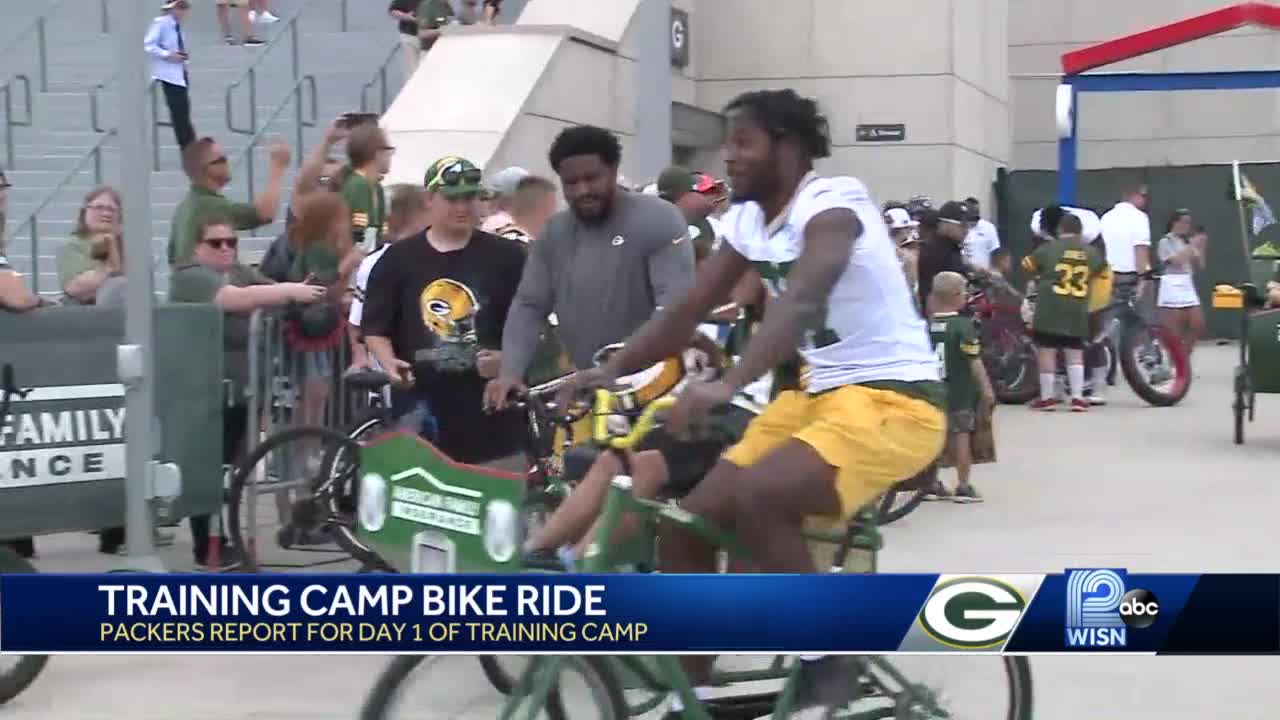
[3,345,1279,719]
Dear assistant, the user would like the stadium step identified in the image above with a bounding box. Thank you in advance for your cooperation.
[2,0,406,288]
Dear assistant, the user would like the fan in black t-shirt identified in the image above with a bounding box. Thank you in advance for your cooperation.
[362,156,527,465]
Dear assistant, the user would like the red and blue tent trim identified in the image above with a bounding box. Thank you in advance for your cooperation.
[1057,2,1280,202]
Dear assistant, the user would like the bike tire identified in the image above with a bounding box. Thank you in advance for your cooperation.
[0,547,48,705]
[1119,323,1191,407]
[325,412,395,572]
[1004,656,1034,720]
[987,330,1039,405]
[363,655,622,720]
[875,487,927,526]
[226,425,369,572]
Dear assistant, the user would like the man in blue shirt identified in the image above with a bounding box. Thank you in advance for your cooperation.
[144,0,196,149]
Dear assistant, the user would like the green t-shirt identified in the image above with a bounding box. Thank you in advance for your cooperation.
[417,0,453,47]
[930,312,980,412]
[56,234,96,299]
[289,243,341,285]
[168,262,273,397]
[1023,237,1107,339]
[168,186,265,267]
[340,171,385,250]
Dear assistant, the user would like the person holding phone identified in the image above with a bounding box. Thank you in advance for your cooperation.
[144,0,196,150]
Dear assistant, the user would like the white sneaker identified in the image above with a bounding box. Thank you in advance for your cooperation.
[259,10,280,23]
[1087,393,1107,406]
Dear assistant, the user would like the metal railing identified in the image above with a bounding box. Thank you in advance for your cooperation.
[89,78,171,171]
[225,0,342,137]
[0,15,50,94]
[1,75,33,169]
[231,75,318,199]
[0,0,111,92]
[359,43,403,115]
[7,130,118,294]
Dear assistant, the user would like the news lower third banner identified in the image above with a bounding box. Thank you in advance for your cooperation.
[0,572,1276,654]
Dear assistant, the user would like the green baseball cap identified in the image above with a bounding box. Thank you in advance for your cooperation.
[656,165,697,201]
[424,156,484,198]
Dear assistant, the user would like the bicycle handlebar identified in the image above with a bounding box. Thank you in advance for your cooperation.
[591,389,677,451]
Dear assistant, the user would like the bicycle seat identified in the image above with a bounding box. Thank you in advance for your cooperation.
[344,369,391,391]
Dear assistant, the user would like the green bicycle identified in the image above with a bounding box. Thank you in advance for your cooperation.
[359,389,1033,720]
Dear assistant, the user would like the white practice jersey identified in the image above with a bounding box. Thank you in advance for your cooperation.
[719,174,939,393]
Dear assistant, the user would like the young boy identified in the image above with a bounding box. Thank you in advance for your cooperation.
[1021,213,1112,411]
[928,271,995,503]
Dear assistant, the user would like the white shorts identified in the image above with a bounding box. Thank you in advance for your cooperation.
[1158,274,1200,308]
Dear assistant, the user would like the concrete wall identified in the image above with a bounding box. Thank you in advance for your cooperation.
[691,0,1009,207]
[1011,0,1280,170]
[389,0,1014,205]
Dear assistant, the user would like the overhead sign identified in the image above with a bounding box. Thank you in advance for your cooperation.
[670,8,689,68]
[856,124,907,142]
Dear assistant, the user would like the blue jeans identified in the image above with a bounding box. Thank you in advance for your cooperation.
[391,389,439,443]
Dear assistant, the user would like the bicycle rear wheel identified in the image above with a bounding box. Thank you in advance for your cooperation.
[226,425,379,571]
[0,547,48,705]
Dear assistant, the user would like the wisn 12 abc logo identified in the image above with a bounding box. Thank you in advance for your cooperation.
[1064,569,1160,648]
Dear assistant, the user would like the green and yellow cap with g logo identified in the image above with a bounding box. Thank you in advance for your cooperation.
[425,156,484,198]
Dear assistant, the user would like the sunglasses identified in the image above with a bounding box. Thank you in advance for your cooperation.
[202,236,239,250]
[428,163,482,190]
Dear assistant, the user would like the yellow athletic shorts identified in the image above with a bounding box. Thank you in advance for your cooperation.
[722,385,946,517]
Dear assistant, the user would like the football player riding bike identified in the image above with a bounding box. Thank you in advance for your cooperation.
[555,89,946,711]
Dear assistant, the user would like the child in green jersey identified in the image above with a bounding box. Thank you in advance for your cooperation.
[928,271,995,502]
[1021,213,1112,412]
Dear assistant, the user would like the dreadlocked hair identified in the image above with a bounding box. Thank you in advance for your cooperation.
[723,89,832,159]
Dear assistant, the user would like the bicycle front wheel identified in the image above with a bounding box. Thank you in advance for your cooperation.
[1119,322,1191,406]
[0,547,48,705]
[362,655,625,720]
[324,411,395,571]
[858,655,1033,720]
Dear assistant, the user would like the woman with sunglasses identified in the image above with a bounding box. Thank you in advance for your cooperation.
[169,215,325,569]
[57,187,124,305]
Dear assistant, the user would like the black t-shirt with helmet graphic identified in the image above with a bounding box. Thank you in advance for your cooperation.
[362,228,527,463]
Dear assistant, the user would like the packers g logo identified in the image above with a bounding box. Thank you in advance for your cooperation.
[917,577,1027,649]
[420,278,480,343]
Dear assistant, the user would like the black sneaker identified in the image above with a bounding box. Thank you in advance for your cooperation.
[922,481,951,501]
[243,36,265,47]
[277,523,333,549]
[951,484,984,504]
[790,656,866,713]
[521,548,569,571]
